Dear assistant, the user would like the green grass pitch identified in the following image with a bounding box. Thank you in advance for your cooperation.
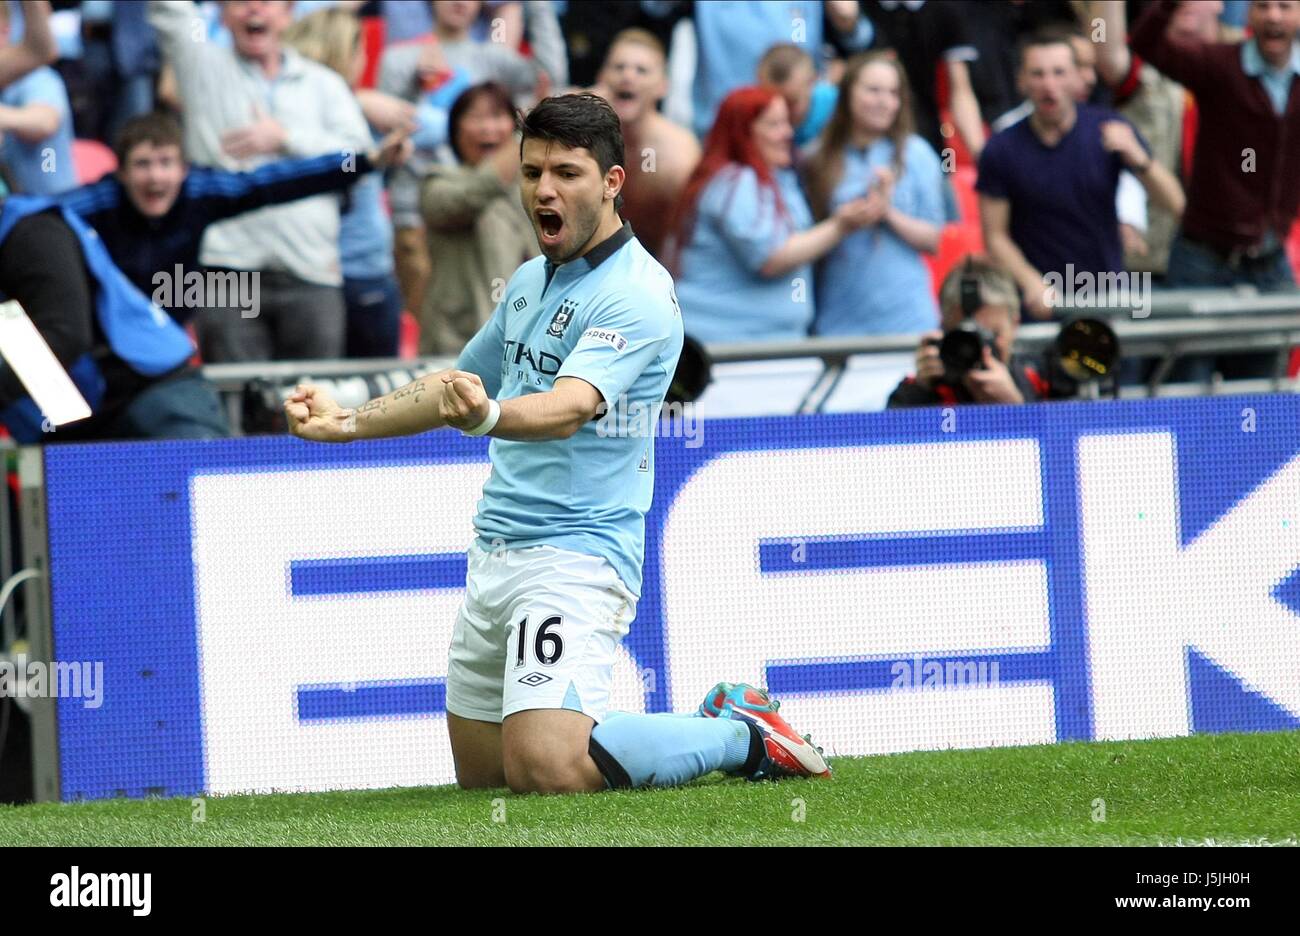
[2,731,1297,846]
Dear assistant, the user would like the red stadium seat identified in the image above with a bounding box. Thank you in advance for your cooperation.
[186,321,203,367]
[1288,217,1300,285]
[359,16,385,90]
[950,164,979,222]
[399,309,419,359]
[1289,220,1300,376]
[71,138,117,185]
[926,165,984,297]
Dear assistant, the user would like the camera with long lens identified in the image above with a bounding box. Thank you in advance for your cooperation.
[929,316,1120,398]
[1042,316,1121,398]
[928,259,1122,398]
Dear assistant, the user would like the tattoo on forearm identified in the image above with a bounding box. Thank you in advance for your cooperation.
[353,379,427,426]
[391,379,427,404]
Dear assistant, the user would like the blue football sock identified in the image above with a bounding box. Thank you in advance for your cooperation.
[601,709,702,722]
[589,712,757,788]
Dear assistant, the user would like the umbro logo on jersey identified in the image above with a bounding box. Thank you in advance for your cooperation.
[513,296,527,312]
[547,299,580,338]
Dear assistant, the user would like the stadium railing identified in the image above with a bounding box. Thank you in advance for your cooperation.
[197,288,1300,432]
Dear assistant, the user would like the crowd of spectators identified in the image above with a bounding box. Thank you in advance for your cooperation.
[0,0,1298,440]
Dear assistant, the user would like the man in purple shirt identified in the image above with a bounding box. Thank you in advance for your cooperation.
[978,30,1183,319]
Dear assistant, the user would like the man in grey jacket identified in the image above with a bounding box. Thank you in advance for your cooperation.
[148,0,373,362]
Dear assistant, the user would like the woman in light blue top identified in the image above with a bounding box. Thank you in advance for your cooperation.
[805,52,945,337]
[669,86,875,345]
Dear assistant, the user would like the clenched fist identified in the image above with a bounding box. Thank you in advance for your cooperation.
[439,371,491,430]
[284,384,356,443]
[1100,120,1149,172]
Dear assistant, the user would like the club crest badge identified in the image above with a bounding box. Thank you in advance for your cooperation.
[547,299,579,338]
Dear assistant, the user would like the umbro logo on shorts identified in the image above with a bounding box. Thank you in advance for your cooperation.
[513,296,527,311]
[518,672,552,687]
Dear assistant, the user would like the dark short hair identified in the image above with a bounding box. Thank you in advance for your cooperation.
[114,112,184,165]
[448,82,519,164]
[519,93,625,209]
[1017,26,1083,71]
[1013,26,1086,69]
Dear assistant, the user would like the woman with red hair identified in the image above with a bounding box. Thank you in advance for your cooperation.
[668,86,873,344]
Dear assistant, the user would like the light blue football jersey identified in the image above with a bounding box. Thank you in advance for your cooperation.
[455,222,684,597]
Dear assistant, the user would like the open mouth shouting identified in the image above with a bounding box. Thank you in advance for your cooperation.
[609,87,642,121]
[142,186,172,211]
[1258,25,1292,54]
[535,207,565,248]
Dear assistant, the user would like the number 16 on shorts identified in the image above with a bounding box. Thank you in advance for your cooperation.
[513,615,564,669]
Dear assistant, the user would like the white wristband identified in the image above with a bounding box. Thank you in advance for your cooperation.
[462,398,501,437]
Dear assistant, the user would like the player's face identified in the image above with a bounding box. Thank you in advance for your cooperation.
[119,142,187,219]
[520,138,616,262]
[849,61,901,137]
[1021,44,1077,124]
[223,0,292,59]
[599,42,666,126]
[751,96,794,170]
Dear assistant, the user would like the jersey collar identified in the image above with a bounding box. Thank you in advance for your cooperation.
[544,220,635,288]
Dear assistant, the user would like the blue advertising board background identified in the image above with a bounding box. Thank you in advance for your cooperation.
[43,395,1300,800]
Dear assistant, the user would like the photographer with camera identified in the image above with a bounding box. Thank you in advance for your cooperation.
[888,255,1047,408]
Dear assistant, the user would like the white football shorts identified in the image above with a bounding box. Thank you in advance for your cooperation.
[445,541,637,724]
